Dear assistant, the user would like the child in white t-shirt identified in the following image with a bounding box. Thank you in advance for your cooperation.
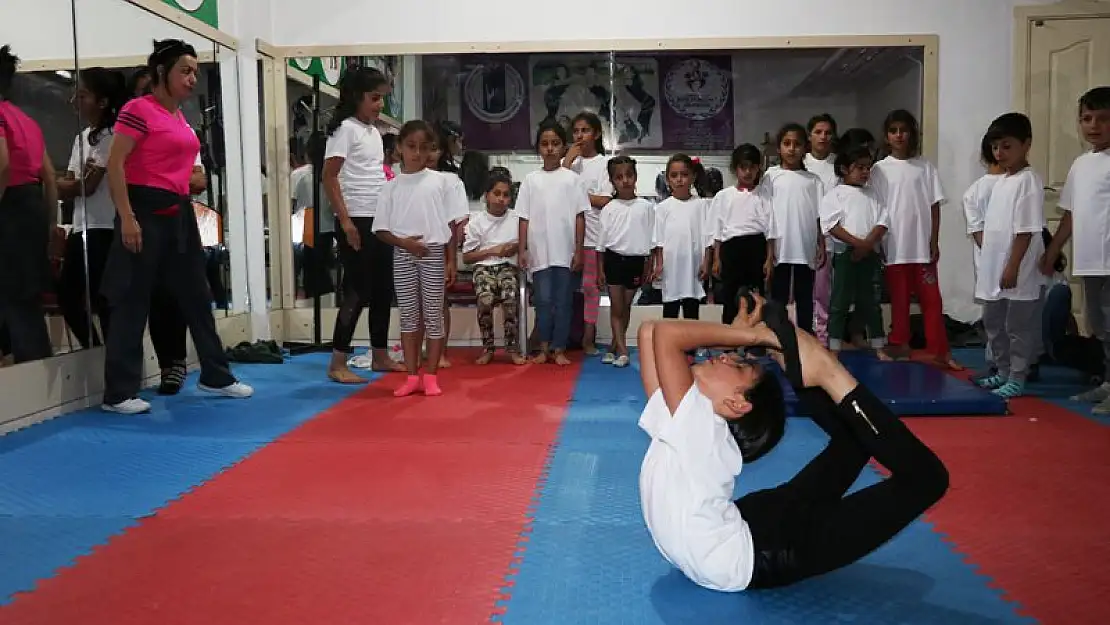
[517,120,588,366]
[462,171,526,366]
[653,154,711,321]
[1042,86,1110,413]
[962,133,1007,382]
[373,120,469,397]
[974,113,1046,399]
[804,114,840,346]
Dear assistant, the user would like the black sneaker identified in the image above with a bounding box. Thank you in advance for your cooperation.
[158,360,187,395]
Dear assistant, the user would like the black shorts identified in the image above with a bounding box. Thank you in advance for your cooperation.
[603,249,648,290]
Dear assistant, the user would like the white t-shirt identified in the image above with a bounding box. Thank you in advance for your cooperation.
[653,196,710,302]
[324,117,387,218]
[804,152,839,189]
[68,127,116,231]
[516,167,589,274]
[597,197,655,256]
[463,209,520,267]
[1058,149,1110,276]
[869,155,946,265]
[572,153,613,248]
[372,168,469,246]
[962,173,1004,276]
[709,185,774,242]
[976,167,1046,302]
[761,166,826,267]
[639,385,754,592]
[820,184,891,255]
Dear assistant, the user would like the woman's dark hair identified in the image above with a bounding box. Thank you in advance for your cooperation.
[730,143,764,186]
[397,119,433,144]
[1042,228,1067,273]
[571,111,605,155]
[883,109,921,157]
[485,171,513,194]
[326,67,389,136]
[806,113,839,148]
[0,45,19,99]
[534,119,568,150]
[127,68,152,97]
[728,369,787,463]
[147,39,198,89]
[459,150,490,200]
[606,155,637,192]
[80,67,129,146]
[436,119,463,173]
[979,132,998,166]
[834,142,876,179]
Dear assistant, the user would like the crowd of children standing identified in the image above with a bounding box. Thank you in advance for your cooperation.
[318,64,1110,413]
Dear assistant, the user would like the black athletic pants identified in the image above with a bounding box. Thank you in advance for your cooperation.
[736,385,949,589]
[719,233,767,324]
[58,229,114,348]
[771,263,815,334]
[332,216,394,353]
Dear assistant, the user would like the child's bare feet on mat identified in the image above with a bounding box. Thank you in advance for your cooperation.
[510,353,528,365]
[371,357,406,373]
[553,351,572,366]
[438,356,452,368]
[875,349,894,362]
[531,350,549,364]
[328,368,365,384]
[475,351,494,365]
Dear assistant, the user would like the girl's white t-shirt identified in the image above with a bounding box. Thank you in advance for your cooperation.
[962,173,1004,276]
[68,127,116,232]
[869,155,946,265]
[819,184,891,255]
[372,168,469,245]
[597,197,655,256]
[708,185,774,242]
[653,196,710,302]
[463,209,521,267]
[761,166,826,267]
[324,117,387,218]
[976,167,1046,302]
[572,153,613,249]
[1058,149,1110,276]
[804,152,839,189]
[516,167,589,274]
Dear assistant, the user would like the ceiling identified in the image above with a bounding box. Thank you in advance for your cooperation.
[784,46,925,98]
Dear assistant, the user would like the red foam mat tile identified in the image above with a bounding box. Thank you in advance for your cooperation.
[1,518,523,625]
[909,398,1110,625]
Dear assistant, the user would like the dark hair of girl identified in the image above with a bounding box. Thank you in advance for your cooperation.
[667,153,695,174]
[666,153,709,196]
[326,67,389,136]
[485,171,513,194]
[730,143,763,185]
[834,143,875,180]
[883,109,921,157]
[489,165,512,180]
[459,150,490,200]
[381,132,396,156]
[534,119,568,150]
[127,68,152,97]
[80,67,129,146]
[397,119,433,144]
[436,119,463,173]
[979,132,998,166]
[606,155,637,193]
[571,111,606,155]
[147,39,198,90]
[0,45,19,99]
[776,123,809,170]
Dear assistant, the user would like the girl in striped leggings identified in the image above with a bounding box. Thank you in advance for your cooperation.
[374,120,469,397]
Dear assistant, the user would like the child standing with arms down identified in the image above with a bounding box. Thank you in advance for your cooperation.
[653,154,711,321]
[564,112,611,355]
[974,113,1045,399]
[762,123,827,334]
[709,143,774,325]
[518,120,587,366]
[820,143,891,355]
[597,156,654,367]
[869,109,961,369]
[963,134,1006,281]
[463,171,526,365]
[374,120,469,397]
[1042,86,1110,413]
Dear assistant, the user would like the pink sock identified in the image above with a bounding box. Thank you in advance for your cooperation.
[393,375,422,397]
[422,373,442,396]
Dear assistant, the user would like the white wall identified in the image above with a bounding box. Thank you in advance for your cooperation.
[270,0,1058,323]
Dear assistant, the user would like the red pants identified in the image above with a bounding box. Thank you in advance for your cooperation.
[884,263,949,356]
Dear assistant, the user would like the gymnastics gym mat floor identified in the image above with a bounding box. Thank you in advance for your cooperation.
[0,347,1106,624]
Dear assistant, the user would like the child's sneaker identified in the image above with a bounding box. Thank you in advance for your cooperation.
[976,374,1005,390]
[614,354,630,368]
[992,380,1024,399]
[601,352,616,365]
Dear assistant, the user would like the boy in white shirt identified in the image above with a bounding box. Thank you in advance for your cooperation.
[1042,86,1110,413]
[973,113,1046,399]
[638,293,948,592]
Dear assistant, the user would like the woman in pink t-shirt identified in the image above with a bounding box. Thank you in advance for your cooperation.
[0,45,57,363]
[100,39,253,415]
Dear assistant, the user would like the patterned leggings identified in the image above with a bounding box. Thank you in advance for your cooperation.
[394,244,446,338]
[581,250,600,325]
[474,263,521,352]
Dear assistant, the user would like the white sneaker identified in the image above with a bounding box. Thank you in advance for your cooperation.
[348,354,374,369]
[102,397,152,414]
[614,354,630,368]
[602,352,616,365]
[198,381,254,399]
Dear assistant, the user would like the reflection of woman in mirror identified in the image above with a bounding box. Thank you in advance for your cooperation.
[0,45,56,363]
[100,39,253,414]
[56,67,128,350]
[322,67,405,381]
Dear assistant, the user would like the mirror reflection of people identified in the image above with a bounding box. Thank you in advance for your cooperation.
[0,45,56,363]
[100,39,252,414]
[56,67,128,349]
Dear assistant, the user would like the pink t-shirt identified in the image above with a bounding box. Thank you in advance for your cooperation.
[0,101,45,186]
[114,95,199,196]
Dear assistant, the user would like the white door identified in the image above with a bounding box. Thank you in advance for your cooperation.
[1026,16,1110,330]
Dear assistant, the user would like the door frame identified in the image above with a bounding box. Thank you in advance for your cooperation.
[1012,0,1110,113]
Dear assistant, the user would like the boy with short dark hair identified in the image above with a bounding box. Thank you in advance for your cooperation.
[1042,86,1110,413]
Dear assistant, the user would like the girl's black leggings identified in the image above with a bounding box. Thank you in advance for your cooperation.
[736,385,949,588]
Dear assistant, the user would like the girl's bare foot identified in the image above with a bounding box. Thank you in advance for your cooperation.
[475,351,494,365]
[934,355,964,371]
[531,351,549,364]
[328,368,366,384]
[438,356,452,369]
[553,351,572,366]
[510,353,527,365]
[875,349,894,362]
[884,345,912,361]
